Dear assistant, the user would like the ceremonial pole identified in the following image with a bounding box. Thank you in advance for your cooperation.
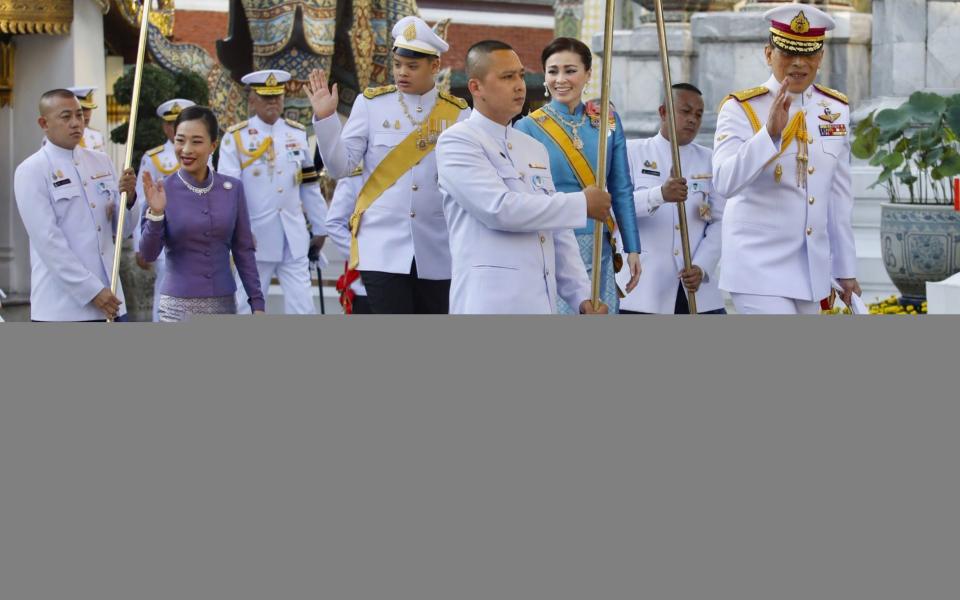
[108,0,153,321]
[653,0,697,313]
[590,0,616,311]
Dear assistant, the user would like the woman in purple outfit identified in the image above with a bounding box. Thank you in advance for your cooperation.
[140,106,264,321]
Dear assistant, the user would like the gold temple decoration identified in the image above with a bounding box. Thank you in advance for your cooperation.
[0,0,73,35]
[0,36,13,107]
[115,0,176,38]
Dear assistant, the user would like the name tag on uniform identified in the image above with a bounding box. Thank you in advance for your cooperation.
[820,124,848,137]
[91,172,112,180]
[53,178,72,188]
[641,169,660,176]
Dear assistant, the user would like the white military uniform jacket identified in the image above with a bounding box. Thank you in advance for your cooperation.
[437,111,591,314]
[81,127,106,153]
[713,75,856,301]
[133,140,179,256]
[313,85,469,279]
[14,140,136,320]
[325,172,367,296]
[218,114,328,263]
[616,134,726,313]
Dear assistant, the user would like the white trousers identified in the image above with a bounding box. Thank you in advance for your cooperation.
[730,293,821,315]
[236,239,316,315]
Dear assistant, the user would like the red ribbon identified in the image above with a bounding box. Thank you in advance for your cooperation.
[335,262,361,315]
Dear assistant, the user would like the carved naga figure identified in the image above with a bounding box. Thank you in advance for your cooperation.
[134,0,447,127]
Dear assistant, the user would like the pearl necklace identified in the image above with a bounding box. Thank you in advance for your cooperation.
[177,169,214,195]
[543,104,587,150]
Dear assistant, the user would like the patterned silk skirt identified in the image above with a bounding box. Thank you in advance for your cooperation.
[557,232,619,314]
[157,294,237,322]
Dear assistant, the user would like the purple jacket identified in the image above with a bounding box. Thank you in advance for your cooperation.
[140,170,265,312]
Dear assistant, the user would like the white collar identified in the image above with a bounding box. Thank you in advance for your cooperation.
[42,138,78,161]
[470,109,510,140]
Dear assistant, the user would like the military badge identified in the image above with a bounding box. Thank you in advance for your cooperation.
[818,107,840,123]
[819,123,848,136]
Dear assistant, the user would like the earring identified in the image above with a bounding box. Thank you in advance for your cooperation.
[544,84,550,98]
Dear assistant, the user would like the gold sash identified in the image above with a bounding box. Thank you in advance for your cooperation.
[529,109,618,235]
[348,99,461,269]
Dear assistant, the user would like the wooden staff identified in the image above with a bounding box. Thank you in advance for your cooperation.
[654,0,697,313]
[108,0,153,321]
[590,0,616,311]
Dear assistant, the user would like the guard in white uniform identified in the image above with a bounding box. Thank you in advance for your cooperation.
[436,40,611,314]
[14,89,138,321]
[616,83,726,314]
[713,5,860,314]
[325,167,372,314]
[67,86,106,153]
[306,16,470,313]
[133,98,197,322]
[218,69,329,314]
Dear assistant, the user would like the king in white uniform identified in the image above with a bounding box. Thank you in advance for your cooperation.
[713,5,860,314]
[218,69,329,315]
[307,16,470,313]
[133,98,196,321]
[617,83,727,314]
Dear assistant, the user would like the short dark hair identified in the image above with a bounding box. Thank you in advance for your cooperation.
[466,40,515,79]
[38,89,79,115]
[175,105,219,142]
[541,37,592,72]
[672,83,703,96]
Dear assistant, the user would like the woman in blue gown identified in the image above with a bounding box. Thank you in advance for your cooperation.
[515,37,641,313]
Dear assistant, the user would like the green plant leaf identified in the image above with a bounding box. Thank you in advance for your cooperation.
[875,107,910,132]
[939,153,960,177]
[868,149,889,166]
[881,152,904,169]
[905,92,947,123]
[851,125,879,159]
[946,106,960,138]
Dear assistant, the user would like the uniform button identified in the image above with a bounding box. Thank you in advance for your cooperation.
[674,249,680,256]
[204,231,210,237]
[97,226,102,232]
[412,184,419,191]
[90,203,96,209]
[540,235,546,244]
[544,269,550,276]
[410,211,416,218]
[675,224,681,231]
[806,227,813,236]
[809,196,815,205]
[204,250,211,256]
[507,143,513,150]
[202,209,209,214]
[277,187,283,193]
[808,166,815,175]
[205,274,212,279]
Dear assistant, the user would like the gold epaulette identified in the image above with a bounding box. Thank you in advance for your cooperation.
[348,164,364,177]
[439,91,468,110]
[146,144,165,157]
[814,84,849,105]
[363,85,397,100]
[285,118,306,130]
[226,120,249,134]
[717,87,769,112]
